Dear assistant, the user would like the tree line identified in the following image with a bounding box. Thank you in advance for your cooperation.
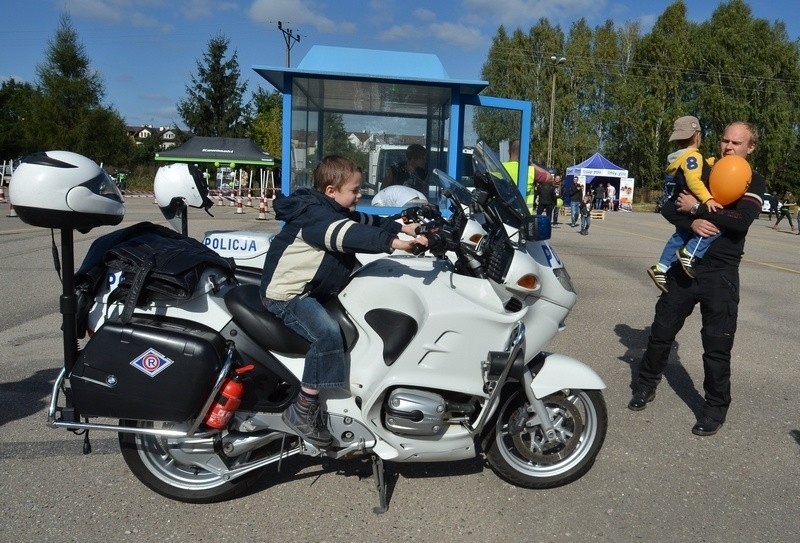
[475,0,800,195]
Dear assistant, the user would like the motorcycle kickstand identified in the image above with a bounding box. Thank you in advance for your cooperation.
[370,454,388,514]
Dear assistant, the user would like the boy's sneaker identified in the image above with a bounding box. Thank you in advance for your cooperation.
[676,248,698,278]
[282,401,332,448]
[647,266,668,293]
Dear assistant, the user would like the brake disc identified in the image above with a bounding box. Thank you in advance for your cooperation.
[510,395,584,465]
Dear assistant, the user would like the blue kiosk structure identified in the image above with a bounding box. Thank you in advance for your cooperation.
[253,46,532,211]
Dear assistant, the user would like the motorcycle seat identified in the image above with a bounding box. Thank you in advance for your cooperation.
[224,284,357,355]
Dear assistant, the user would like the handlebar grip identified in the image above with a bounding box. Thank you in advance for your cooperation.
[410,243,426,256]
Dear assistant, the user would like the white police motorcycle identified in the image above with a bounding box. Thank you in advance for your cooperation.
[10,144,607,512]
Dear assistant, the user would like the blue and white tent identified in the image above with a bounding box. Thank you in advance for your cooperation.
[566,152,628,185]
[563,153,629,207]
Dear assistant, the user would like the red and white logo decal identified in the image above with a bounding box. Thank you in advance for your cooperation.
[130,348,174,377]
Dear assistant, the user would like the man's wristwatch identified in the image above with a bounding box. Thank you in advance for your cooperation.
[690,202,701,215]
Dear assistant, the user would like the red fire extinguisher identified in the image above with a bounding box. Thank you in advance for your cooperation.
[203,364,254,429]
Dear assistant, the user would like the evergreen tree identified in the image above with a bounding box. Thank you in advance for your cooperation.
[23,14,131,164]
[177,35,251,137]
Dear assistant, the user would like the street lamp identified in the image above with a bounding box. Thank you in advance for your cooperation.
[546,55,566,169]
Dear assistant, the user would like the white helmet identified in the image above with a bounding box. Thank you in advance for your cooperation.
[9,151,124,231]
[371,185,428,208]
[154,163,214,231]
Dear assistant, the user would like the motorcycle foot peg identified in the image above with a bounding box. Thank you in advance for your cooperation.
[302,441,323,457]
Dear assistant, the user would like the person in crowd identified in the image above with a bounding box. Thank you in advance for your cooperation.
[629,121,765,437]
[382,144,428,194]
[771,191,796,232]
[568,179,583,227]
[592,182,605,209]
[502,139,551,213]
[261,156,427,447]
[536,174,557,224]
[605,182,616,211]
[579,191,592,235]
[552,175,563,225]
[766,192,778,221]
[795,202,800,235]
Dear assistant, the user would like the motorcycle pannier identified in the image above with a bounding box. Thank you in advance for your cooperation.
[70,318,226,421]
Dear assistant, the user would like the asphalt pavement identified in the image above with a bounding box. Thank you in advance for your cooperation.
[0,198,798,543]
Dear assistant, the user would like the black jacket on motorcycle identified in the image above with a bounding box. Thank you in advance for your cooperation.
[261,188,403,303]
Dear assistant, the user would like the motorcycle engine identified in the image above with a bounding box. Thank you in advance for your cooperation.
[383,388,446,436]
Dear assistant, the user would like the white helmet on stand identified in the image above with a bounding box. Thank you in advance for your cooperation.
[154,163,214,232]
[9,151,124,231]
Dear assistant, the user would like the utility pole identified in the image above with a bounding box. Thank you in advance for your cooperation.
[547,56,566,169]
[276,21,301,68]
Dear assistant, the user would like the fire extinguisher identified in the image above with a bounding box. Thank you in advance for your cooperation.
[203,364,254,429]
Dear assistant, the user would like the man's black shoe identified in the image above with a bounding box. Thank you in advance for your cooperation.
[628,388,656,411]
[691,416,724,436]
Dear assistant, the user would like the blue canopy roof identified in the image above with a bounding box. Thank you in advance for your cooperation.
[566,152,628,185]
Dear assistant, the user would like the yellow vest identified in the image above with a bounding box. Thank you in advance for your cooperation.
[502,161,536,213]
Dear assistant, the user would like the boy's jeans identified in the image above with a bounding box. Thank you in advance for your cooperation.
[265,296,346,389]
[658,229,720,269]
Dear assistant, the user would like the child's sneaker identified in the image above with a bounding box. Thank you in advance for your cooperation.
[647,265,668,293]
[676,248,698,278]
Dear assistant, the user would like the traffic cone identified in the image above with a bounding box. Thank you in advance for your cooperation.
[235,196,244,214]
[246,190,253,207]
[256,197,267,220]
[8,203,18,218]
[217,191,224,206]
[0,184,6,203]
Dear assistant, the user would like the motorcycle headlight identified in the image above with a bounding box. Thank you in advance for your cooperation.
[553,267,575,293]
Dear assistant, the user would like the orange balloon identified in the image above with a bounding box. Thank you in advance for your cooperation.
[709,154,752,205]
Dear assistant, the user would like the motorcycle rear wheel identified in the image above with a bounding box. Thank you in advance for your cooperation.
[485,389,607,488]
[118,420,266,503]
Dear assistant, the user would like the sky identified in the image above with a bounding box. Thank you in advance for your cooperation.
[1,0,797,129]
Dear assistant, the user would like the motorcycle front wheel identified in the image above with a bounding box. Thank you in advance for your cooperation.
[485,389,607,488]
[118,420,266,503]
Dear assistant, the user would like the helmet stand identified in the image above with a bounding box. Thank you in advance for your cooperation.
[177,199,188,237]
[59,228,79,374]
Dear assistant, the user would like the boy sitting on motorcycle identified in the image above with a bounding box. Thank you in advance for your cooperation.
[260,155,426,447]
